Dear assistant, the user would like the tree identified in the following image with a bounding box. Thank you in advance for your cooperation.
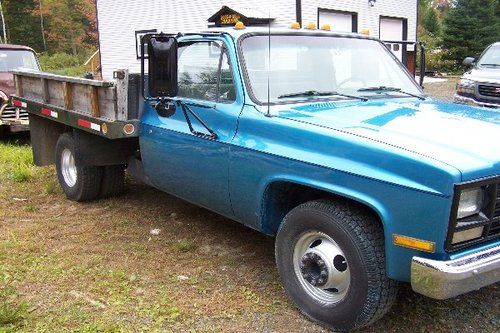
[424,8,441,35]
[3,0,45,51]
[34,0,97,55]
[418,0,432,26]
[442,0,500,66]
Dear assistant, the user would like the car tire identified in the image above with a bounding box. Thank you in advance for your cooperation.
[275,199,398,332]
[99,165,126,198]
[55,132,103,202]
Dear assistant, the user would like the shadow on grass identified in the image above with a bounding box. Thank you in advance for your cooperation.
[0,131,31,146]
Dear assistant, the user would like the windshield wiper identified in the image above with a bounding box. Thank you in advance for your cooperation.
[357,86,425,100]
[278,90,368,101]
[479,63,500,67]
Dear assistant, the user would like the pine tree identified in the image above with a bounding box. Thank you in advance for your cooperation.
[424,8,441,35]
[3,0,44,51]
[442,0,500,66]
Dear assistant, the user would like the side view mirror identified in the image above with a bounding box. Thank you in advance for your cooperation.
[463,57,476,67]
[145,34,178,98]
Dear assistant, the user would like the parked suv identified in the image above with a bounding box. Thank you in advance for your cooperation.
[454,42,500,108]
[0,44,40,136]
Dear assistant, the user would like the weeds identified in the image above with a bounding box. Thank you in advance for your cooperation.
[44,181,57,195]
[0,141,33,182]
[12,168,31,182]
[175,240,197,253]
[0,286,29,330]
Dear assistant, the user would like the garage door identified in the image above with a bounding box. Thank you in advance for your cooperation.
[318,10,356,33]
[380,17,405,62]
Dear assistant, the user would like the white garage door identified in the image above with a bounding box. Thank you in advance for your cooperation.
[318,10,355,33]
[380,18,404,62]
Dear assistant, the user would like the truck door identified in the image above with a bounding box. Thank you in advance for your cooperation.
[140,39,241,217]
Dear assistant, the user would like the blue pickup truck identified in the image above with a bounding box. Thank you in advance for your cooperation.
[11,26,500,331]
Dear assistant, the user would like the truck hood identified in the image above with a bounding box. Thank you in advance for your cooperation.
[463,67,500,83]
[275,98,500,181]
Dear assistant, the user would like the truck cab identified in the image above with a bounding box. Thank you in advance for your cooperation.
[10,26,500,332]
[0,44,40,136]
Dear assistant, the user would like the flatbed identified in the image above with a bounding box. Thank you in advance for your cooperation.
[11,70,140,139]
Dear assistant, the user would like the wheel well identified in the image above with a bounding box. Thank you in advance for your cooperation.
[261,181,384,236]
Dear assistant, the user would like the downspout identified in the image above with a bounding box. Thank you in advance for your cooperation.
[296,0,302,26]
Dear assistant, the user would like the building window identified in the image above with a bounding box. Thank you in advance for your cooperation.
[135,29,157,59]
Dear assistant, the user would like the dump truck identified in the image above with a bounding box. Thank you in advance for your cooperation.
[10,26,500,331]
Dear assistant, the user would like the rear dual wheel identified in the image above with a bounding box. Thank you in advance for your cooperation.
[55,133,125,202]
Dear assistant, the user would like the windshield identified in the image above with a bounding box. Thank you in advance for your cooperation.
[0,50,39,72]
[477,45,500,67]
[240,35,422,104]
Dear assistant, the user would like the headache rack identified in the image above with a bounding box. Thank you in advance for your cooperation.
[11,70,143,139]
[446,176,500,252]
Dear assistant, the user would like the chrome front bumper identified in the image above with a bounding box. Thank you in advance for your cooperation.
[454,94,499,108]
[411,245,500,299]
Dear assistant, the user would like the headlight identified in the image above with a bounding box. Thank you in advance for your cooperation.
[447,177,499,251]
[0,90,7,103]
[456,187,484,219]
[452,226,484,244]
[456,78,475,95]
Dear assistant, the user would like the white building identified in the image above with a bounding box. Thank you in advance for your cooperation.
[95,0,418,80]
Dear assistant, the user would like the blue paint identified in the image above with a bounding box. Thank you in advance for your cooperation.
[138,31,500,282]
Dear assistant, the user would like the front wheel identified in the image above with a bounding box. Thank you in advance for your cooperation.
[55,133,103,202]
[275,200,398,331]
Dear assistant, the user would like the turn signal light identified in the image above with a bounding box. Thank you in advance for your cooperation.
[360,28,371,35]
[320,24,331,31]
[290,22,301,29]
[392,234,435,253]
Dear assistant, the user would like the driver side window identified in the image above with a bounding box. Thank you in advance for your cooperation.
[177,41,236,102]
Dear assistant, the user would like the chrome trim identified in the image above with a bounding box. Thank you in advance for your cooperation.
[293,231,351,304]
[411,245,500,299]
[454,94,499,108]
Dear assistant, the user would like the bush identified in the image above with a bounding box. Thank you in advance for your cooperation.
[38,52,90,77]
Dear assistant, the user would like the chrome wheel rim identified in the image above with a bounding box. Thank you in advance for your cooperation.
[293,231,350,305]
[61,148,77,187]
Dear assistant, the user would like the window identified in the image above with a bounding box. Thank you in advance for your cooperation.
[241,35,421,104]
[218,51,236,102]
[177,41,236,102]
[0,50,39,72]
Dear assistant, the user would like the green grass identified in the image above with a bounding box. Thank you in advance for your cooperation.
[175,240,197,253]
[0,142,33,182]
[0,286,29,331]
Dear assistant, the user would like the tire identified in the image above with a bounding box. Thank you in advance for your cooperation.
[99,165,126,198]
[275,199,398,332]
[55,133,103,202]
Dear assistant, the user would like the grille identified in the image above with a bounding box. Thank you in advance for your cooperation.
[478,84,500,99]
[446,177,500,252]
[490,189,500,236]
[1,106,29,122]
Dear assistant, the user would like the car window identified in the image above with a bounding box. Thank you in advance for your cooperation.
[218,51,236,102]
[478,45,500,67]
[177,41,236,103]
[0,50,39,72]
[178,41,221,101]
